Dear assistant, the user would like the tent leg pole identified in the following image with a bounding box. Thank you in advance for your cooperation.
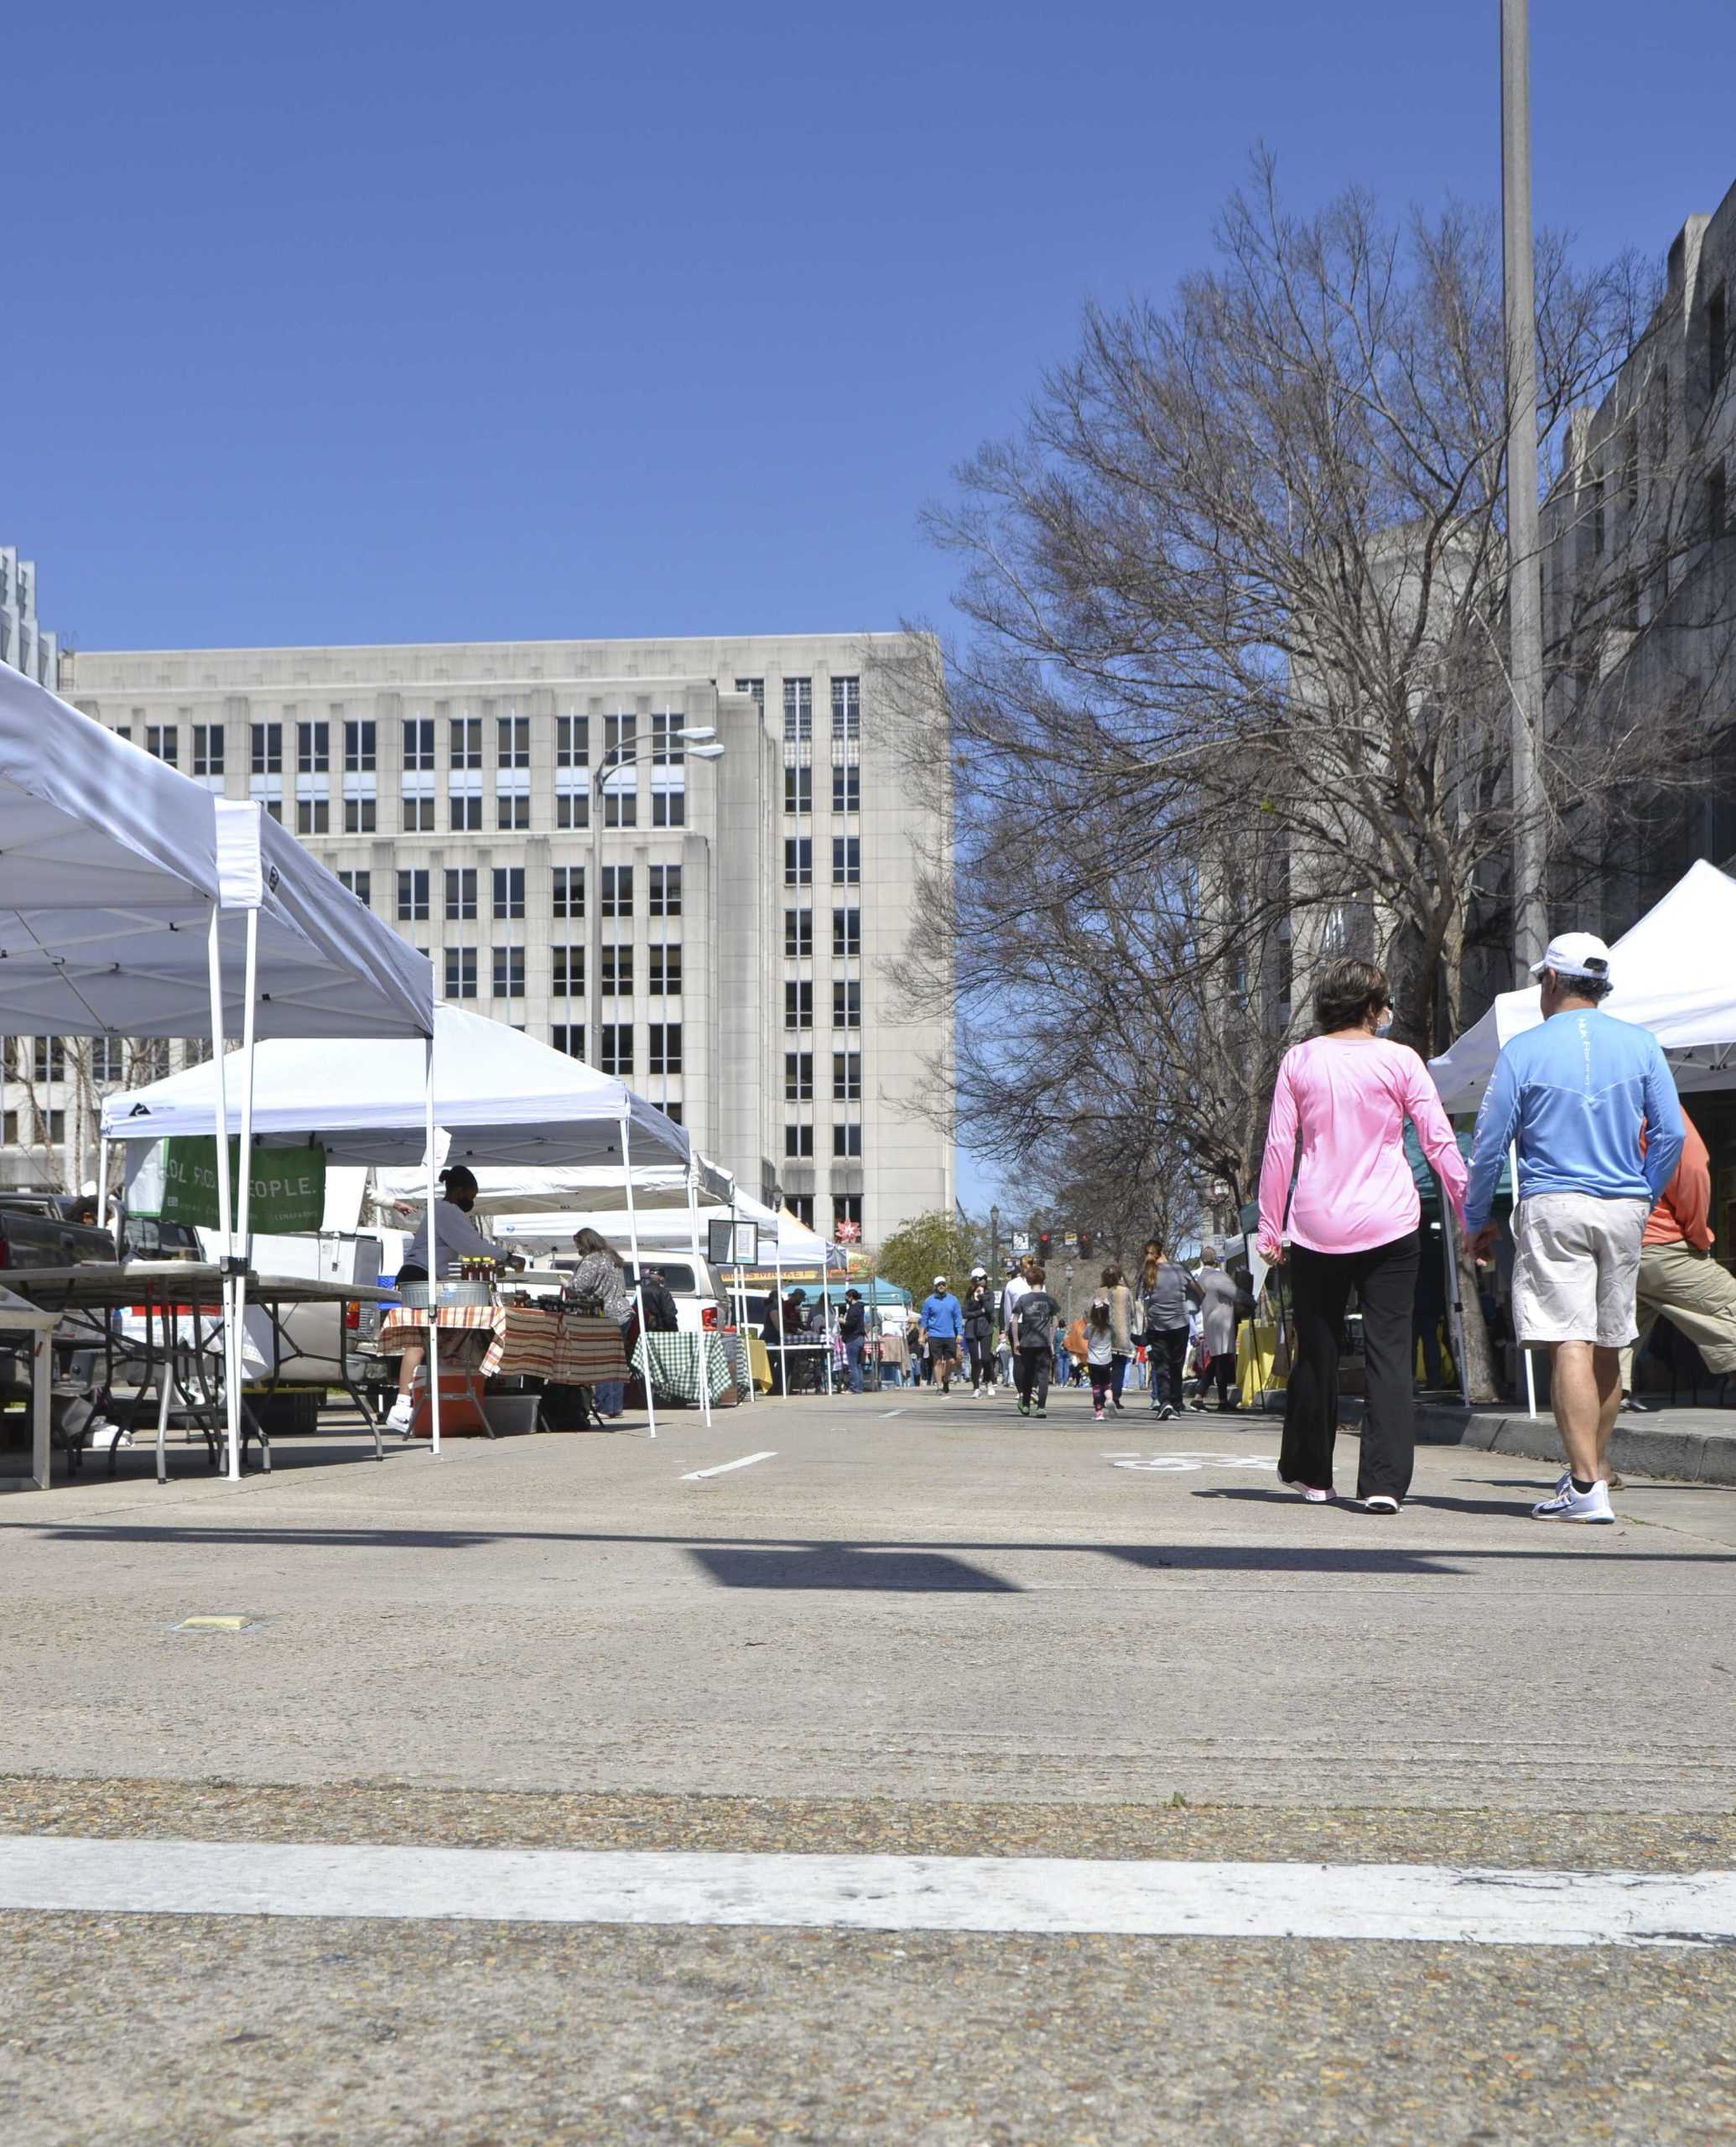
[687,1161,711,1428]
[774,1233,787,1400]
[622,1120,654,1439]
[230,907,260,1481]
[206,908,239,1481]
[425,1037,441,1459]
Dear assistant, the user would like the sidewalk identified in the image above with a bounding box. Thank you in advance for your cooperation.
[1400,1396,1736,1484]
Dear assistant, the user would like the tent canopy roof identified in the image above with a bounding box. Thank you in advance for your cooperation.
[374,1157,732,1218]
[1429,860,1736,1112]
[0,668,432,1040]
[101,1005,687,1169]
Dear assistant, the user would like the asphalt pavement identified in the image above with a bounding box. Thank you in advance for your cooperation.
[3,1380,1733,2143]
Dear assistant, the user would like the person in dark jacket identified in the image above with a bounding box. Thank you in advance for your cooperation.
[839,1288,869,1393]
[638,1268,680,1334]
[961,1267,996,1395]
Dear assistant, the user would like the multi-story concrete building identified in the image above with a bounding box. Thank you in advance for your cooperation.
[59,633,954,1242]
[0,547,58,689]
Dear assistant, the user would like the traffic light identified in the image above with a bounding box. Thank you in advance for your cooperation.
[1079,1230,1093,1259]
[1037,1230,1053,1258]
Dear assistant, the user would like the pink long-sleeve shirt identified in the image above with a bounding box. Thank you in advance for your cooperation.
[1257,1035,1468,1256]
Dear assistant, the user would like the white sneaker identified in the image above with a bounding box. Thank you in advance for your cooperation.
[385,1397,416,1433]
[1362,1494,1401,1515]
[1532,1479,1614,1523]
[1281,1478,1333,1503]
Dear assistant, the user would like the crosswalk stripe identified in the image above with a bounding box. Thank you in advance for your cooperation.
[0,1840,1731,1947]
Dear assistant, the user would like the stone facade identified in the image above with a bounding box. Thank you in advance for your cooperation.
[0,548,58,689]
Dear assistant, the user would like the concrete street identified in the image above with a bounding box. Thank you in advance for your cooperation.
[3,1383,1734,2143]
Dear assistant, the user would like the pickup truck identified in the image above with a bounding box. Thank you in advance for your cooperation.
[0,1194,116,1271]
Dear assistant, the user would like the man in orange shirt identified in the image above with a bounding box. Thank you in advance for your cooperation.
[1622,1108,1736,1401]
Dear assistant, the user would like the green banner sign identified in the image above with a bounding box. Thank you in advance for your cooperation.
[159,1141,327,1235]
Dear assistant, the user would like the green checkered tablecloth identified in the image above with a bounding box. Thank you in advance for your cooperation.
[632,1331,738,1404]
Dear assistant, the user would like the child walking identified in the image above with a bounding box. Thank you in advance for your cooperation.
[1086,1295,1115,1421]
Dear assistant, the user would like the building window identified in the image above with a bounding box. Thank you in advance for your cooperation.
[784,980,813,1029]
[785,1051,814,1101]
[90,1037,127,1084]
[833,1051,861,1102]
[605,713,637,762]
[735,676,765,708]
[784,765,813,815]
[145,725,179,765]
[1707,462,1728,543]
[497,791,530,830]
[557,788,590,829]
[192,724,225,777]
[298,721,330,773]
[647,865,681,916]
[553,1022,585,1059]
[647,1022,683,1074]
[444,949,477,1000]
[833,836,860,885]
[832,907,860,958]
[344,794,377,834]
[785,1122,814,1159]
[650,711,683,763]
[785,909,813,958]
[831,763,860,814]
[450,791,482,831]
[492,867,525,920]
[833,978,861,1027]
[33,1038,65,1083]
[600,1024,633,1076]
[297,795,330,834]
[662,1101,683,1126]
[553,945,584,996]
[652,784,685,829]
[784,838,812,887]
[787,1194,814,1226]
[557,715,588,766]
[604,780,637,829]
[403,718,435,770]
[493,947,525,1000]
[833,1121,863,1158]
[498,715,529,767]
[1710,285,1728,398]
[601,865,632,918]
[338,870,372,904]
[403,793,435,832]
[552,866,584,919]
[830,676,860,740]
[834,1193,862,1235]
[450,717,482,768]
[41,1110,66,1144]
[344,720,376,772]
[647,945,682,995]
[601,946,633,996]
[782,678,813,741]
[444,869,477,921]
[250,723,282,775]
[398,870,430,923]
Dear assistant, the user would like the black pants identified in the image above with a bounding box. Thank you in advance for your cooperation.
[1281,1232,1422,1501]
[1148,1327,1189,1411]
[1195,1353,1234,1408]
[1016,1344,1051,1410]
[965,1334,993,1388]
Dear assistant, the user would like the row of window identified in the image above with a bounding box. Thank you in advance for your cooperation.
[548,1023,682,1080]
[439,947,683,999]
[339,864,680,921]
[783,1122,863,1158]
[784,981,862,1028]
[784,765,860,814]
[733,675,860,743]
[784,1052,862,1102]
[785,838,860,886]
[137,710,706,778]
[287,786,683,837]
[786,909,861,958]
[773,1193,861,1230]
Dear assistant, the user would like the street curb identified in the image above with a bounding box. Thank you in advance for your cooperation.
[1408,1403,1736,1485]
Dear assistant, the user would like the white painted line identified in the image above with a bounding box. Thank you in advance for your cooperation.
[681,1451,777,1481]
[880,1408,907,1419]
[0,1841,1730,1947]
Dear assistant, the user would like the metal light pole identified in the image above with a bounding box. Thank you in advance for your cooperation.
[1502,0,1550,975]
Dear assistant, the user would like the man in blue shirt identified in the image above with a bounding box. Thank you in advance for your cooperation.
[1467,932,1685,1522]
[918,1274,965,1396]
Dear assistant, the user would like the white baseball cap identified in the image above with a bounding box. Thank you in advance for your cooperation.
[933,1273,948,1287]
[969,1264,987,1278]
[1530,931,1613,985]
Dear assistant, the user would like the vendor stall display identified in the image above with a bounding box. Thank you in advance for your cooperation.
[632,1330,739,1408]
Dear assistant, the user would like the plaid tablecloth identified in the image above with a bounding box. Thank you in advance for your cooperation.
[632,1331,738,1404]
[379,1305,628,1384]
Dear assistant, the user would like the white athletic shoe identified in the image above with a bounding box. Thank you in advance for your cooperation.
[1281,1478,1333,1503]
[385,1397,416,1433]
[1532,1479,1614,1523]
[1362,1494,1401,1515]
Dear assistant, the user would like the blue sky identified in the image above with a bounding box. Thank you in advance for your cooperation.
[10,0,1734,1207]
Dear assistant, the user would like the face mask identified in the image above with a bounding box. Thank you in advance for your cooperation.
[453,1194,476,1212]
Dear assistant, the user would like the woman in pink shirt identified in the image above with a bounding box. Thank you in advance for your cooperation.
[1257,957,1468,1511]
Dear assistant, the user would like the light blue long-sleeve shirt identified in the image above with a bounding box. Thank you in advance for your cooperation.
[1464,1008,1686,1231]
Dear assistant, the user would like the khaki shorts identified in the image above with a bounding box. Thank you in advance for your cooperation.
[1513,1193,1650,1349]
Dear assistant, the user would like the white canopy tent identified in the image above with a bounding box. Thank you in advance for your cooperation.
[0,664,435,1482]
[104,1007,691,1438]
[1429,860,1736,1112]
[374,1155,735,1219]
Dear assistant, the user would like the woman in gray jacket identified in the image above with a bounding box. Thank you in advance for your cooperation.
[1192,1246,1248,1412]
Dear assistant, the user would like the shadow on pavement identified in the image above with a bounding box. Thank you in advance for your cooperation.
[686,1547,1023,1592]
